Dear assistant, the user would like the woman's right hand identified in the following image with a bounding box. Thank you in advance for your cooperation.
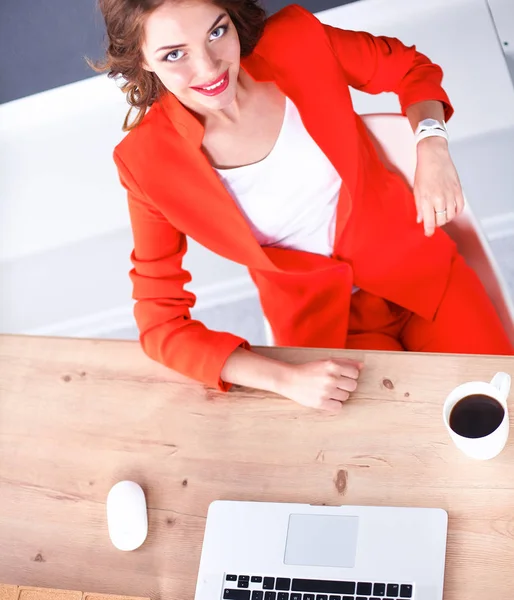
[275,359,364,411]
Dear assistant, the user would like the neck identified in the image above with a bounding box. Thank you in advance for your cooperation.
[200,69,254,127]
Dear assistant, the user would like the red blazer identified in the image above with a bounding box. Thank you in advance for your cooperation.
[114,4,456,390]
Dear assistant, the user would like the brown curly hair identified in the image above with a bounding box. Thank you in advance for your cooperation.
[91,0,267,131]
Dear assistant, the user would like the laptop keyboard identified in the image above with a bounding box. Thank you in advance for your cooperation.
[223,575,414,600]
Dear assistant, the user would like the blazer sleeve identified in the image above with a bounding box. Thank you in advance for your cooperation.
[114,151,249,391]
[323,24,454,121]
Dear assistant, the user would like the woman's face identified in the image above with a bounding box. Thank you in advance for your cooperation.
[142,0,242,113]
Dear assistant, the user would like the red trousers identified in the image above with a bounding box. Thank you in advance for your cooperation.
[347,255,514,355]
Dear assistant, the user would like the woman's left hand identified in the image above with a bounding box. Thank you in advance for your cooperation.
[413,136,465,237]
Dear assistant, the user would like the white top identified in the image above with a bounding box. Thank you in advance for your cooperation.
[215,97,342,257]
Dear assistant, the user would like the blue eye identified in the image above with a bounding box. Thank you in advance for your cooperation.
[210,25,228,40]
[165,49,185,62]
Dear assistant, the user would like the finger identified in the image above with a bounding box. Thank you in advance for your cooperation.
[336,377,358,394]
[332,358,365,371]
[414,190,423,224]
[326,360,359,379]
[422,202,436,236]
[434,208,448,227]
[329,388,351,402]
[455,190,465,216]
[445,197,456,222]
[348,358,365,370]
[318,399,344,412]
[433,199,448,227]
[334,364,361,380]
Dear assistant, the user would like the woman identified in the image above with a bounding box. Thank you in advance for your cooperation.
[96,0,513,410]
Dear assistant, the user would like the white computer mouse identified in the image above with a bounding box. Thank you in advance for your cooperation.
[106,480,148,551]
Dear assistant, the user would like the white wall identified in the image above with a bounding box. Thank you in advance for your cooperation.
[1,0,514,336]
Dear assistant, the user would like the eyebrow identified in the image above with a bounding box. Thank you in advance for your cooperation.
[155,13,227,54]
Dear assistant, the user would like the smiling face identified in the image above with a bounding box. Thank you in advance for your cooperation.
[142,0,242,113]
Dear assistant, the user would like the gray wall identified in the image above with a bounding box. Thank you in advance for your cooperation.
[0,0,356,104]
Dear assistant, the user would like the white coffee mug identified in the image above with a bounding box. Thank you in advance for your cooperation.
[443,372,511,460]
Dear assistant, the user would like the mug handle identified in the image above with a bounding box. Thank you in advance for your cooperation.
[490,372,511,400]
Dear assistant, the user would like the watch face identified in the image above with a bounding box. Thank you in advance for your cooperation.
[421,118,440,128]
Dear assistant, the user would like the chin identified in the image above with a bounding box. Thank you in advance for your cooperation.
[186,67,239,112]
[204,87,237,110]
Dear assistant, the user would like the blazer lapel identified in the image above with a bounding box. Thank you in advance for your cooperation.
[153,94,276,271]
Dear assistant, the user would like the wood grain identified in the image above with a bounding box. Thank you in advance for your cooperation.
[0,586,18,600]
[83,595,151,600]
[1,334,514,599]
[17,589,82,600]
[0,585,150,600]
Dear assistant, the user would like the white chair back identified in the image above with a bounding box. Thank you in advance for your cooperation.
[361,113,514,346]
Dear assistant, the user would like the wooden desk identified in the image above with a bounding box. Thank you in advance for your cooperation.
[1,335,513,600]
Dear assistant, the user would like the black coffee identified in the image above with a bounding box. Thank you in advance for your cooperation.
[449,394,505,439]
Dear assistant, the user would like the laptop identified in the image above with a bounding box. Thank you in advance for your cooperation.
[194,501,448,600]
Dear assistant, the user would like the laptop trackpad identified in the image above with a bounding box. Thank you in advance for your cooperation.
[284,514,359,568]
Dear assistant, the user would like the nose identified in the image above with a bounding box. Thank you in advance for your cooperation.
[192,47,221,85]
